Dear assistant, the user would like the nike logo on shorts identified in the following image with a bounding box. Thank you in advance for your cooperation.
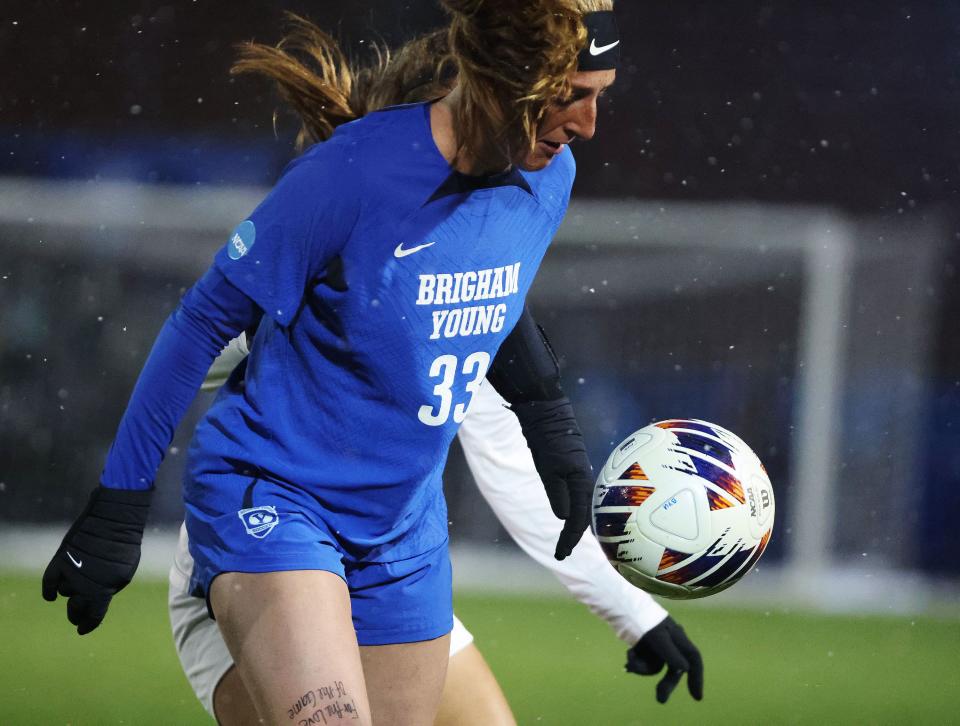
[394,242,436,258]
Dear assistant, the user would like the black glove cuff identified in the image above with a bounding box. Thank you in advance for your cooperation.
[92,485,154,508]
[85,485,154,530]
[511,397,584,443]
[511,395,570,422]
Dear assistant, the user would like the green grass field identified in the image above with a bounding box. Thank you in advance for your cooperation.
[2,572,957,725]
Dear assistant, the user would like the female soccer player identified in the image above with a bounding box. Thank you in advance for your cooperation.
[44,1,701,724]
[172,334,703,724]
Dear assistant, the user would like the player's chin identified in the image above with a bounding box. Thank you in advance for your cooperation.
[519,147,554,172]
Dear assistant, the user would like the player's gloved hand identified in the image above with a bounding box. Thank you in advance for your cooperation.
[511,396,594,560]
[627,616,704,703]
[42,485,153,635]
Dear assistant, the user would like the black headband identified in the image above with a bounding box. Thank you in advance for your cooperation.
[578,11,620,71]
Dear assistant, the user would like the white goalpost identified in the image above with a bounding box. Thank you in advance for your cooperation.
[0,177,955,614]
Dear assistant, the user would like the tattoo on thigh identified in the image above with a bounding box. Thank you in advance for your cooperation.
[287,681,359,724]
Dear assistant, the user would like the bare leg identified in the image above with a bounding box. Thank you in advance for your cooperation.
[210,570,371,726]
[213,667,260,726]
[435,644,516,726]
[358,635,451,726]
[214,639,513,726]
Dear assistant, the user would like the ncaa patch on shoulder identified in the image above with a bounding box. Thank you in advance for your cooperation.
[227,220,256,260]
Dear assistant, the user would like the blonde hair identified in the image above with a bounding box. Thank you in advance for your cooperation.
[441,0,585,170]
[576,0,614,11]
[232,2,610,163]
[231,15,455,151]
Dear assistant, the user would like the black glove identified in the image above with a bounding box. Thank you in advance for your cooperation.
[511,396,594,560]
[627,616,704,703]
[42,485,153,635]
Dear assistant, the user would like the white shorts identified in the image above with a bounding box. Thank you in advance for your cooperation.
[168,524,474,717]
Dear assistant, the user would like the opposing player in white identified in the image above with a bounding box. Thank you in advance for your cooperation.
[169,335,704,724]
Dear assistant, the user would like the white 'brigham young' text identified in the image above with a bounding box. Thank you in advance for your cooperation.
[416,263,521,306]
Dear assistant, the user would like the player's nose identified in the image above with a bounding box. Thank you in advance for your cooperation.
[566,100,598,142]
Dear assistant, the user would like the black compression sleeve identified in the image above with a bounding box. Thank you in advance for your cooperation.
[487,307,564,403]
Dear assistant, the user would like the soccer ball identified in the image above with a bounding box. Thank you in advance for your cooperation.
[592,419,775,599]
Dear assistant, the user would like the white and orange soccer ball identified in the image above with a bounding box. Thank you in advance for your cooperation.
[592,419,775,599]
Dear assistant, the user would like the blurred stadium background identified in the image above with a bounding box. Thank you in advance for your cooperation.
[1,2,959,723]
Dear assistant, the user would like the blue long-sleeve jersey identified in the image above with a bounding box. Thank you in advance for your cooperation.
[101,102,575,561]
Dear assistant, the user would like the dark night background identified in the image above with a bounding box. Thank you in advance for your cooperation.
[2,2,957,211]
[1,2,959,573]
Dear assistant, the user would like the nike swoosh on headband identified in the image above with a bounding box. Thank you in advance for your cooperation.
[589,38,620,56]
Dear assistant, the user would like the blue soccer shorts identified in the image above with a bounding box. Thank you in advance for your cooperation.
[183,473,453,646]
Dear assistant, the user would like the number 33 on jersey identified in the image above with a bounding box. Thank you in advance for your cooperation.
[418,352,490,426]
